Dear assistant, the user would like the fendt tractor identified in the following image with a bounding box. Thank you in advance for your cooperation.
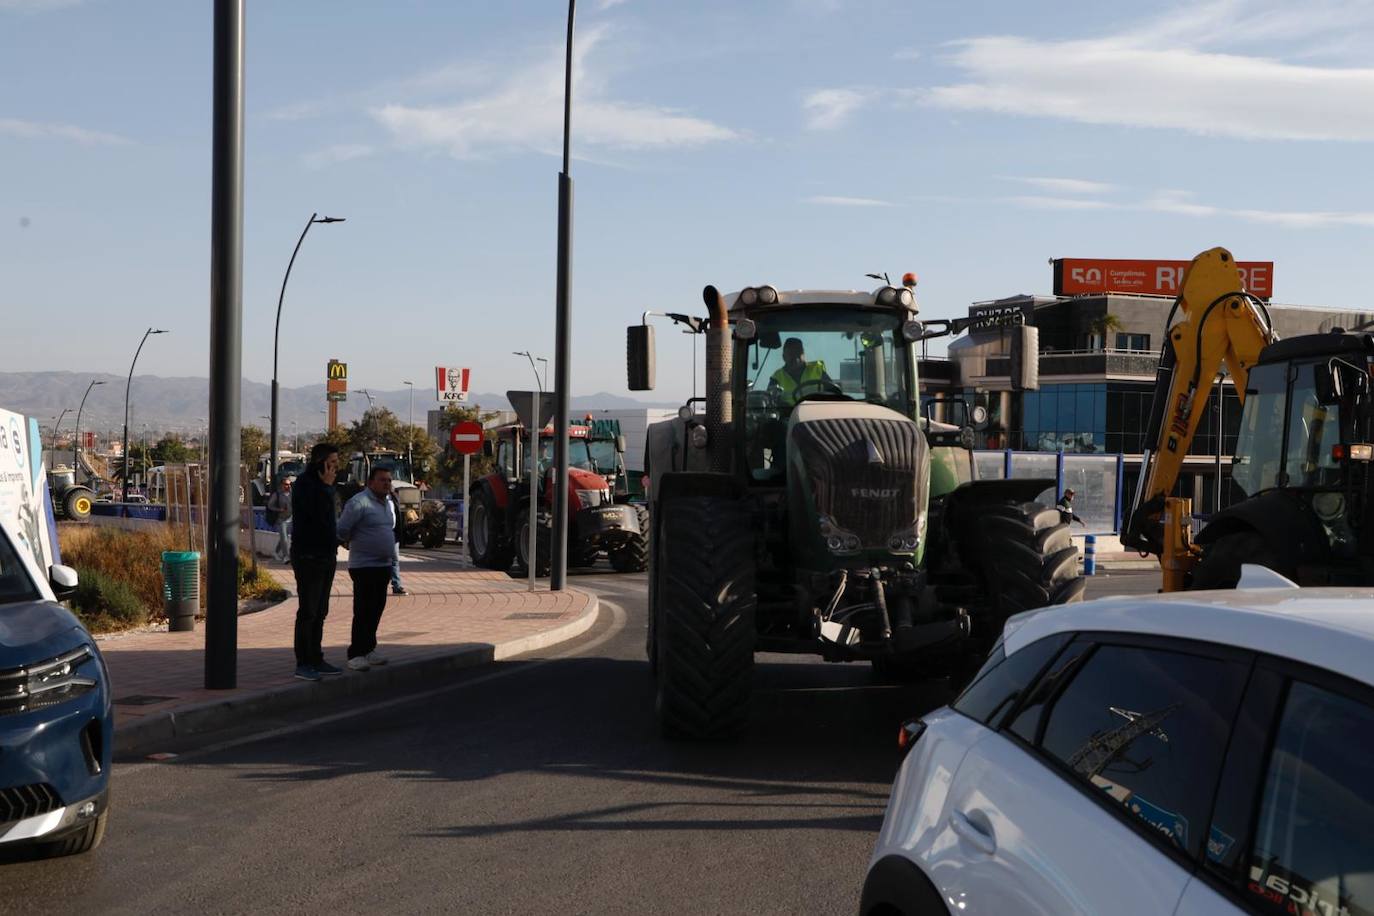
[1126,246,1374,590]
[467,421,649,575]
[48,465,95,522]
[628,283,1087,738]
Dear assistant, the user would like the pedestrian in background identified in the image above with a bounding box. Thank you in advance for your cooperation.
[290,444,343,682]
[1057,488,1086,527]
[389,489,408,596]
[336,466,397,671]
[267,477,294,563]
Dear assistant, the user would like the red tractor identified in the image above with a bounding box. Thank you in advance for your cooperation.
[467,422,648,574]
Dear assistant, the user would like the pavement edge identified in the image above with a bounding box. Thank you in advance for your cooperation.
[113,591,600,757]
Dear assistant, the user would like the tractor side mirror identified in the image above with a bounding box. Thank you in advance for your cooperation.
[1010,324,1040,392]
[627,325,656,391]
[1318,359,1367,405]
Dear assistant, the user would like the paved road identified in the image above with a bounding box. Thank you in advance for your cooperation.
[0,568,1159,914]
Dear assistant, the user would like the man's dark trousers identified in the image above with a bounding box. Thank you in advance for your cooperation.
[292,556,337,667]
[347,566,391,660]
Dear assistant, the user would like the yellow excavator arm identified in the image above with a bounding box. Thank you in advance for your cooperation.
[1123,247,1278,590]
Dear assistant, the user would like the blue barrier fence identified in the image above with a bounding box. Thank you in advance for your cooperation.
[972,450,1125,535]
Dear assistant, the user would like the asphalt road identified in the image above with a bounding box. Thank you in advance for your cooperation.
[0,567,1160,915]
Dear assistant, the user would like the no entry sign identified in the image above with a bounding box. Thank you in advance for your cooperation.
[450,420,484,455]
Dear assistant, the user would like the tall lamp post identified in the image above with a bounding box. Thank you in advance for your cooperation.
[72,380,106,480]
[352,389,376,447]
[49,409,72,471]
[550,0,577,590]
[121,328,168,502]
[270,213,344,492]
[514,351,544,592]
[403,380,415,470]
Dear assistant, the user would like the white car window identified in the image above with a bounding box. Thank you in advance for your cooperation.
[1246,682,1374,916]
[1034,644,1249,861]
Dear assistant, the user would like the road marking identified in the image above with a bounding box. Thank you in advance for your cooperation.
[117,598,628,774]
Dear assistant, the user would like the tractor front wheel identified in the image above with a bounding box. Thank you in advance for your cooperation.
[654,496,755,739]
[468,490,512,571]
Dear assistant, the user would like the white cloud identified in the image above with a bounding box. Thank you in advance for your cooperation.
[921,1,1374,142]
[302,143,374,169]
[802,89,875,130]
[1007,187,1374,228]
[0,117,130,145]
[1001,176,1117,195]
[805,195,896,207]
[371,26,736,158]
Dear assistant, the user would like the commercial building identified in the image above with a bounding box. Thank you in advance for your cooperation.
[923,258,1374,519]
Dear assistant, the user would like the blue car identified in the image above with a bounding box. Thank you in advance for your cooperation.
[0,518,112,857]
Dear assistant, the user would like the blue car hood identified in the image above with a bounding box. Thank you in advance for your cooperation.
[0,600,87,667]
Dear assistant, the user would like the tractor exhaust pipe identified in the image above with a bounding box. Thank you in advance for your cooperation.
[702,285,733,473]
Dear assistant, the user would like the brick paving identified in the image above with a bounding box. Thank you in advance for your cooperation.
[97,550,595,742]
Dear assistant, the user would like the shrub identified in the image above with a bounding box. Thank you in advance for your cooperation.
[238,554,288,602]
[69,567,148,633]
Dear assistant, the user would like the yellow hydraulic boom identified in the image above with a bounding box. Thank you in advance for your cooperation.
[1123,247,1278,590]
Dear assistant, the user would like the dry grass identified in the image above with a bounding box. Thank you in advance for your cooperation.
[59,524,288,632]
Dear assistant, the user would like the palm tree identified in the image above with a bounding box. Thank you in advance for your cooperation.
[1088,313,1124,351]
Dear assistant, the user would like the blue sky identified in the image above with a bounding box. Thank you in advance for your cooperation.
[4,0,1374,411]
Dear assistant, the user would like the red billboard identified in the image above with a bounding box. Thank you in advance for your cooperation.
[1053,258,1274,299]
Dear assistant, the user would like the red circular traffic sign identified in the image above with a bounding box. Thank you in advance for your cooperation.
[450,420,484,455]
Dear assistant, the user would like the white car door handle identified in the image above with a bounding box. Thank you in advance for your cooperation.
[949,810,996,855]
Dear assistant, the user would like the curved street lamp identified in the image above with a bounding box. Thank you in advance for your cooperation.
[122,328,168,501]
[49,408,72,470]
[73,380,106,480]
[270,213,345,490]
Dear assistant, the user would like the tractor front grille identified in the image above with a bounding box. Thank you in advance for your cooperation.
[790,417,926,547]
[0,783,61,824]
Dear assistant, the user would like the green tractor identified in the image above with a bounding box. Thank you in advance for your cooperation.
[628,284,1086,738]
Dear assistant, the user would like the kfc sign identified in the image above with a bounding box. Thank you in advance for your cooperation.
[1054,258,1274,299]
[435,366,471,402]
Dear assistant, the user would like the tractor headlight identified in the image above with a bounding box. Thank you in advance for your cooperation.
[876,287,898,306]
[757,285,779,305]
[740,287,759,306]
[897,288,915,308]
[576,488,611,508]
[818,516,861,554]
[689,425,709,449]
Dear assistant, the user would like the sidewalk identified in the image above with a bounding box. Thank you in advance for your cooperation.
[99,556,597,756]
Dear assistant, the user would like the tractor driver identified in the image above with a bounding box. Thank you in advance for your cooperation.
[768,337,834,408]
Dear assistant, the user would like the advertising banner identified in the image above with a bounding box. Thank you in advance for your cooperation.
[1054,258,1274,299]
[436,366,471,402]
[0,408,59,570]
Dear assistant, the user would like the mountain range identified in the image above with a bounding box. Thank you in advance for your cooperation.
[0,371,678,436]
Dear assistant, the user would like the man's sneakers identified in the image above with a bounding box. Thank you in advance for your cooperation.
[346,656,370,672]
[294,665,321,682]
[296,661,343,680]
[315,661,344,677]
[365,650,388,666]
[391,586,409,596]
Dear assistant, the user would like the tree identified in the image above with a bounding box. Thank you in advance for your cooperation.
[240,424,269,467]
[1088,313,1124,350]
[150,434,192,465]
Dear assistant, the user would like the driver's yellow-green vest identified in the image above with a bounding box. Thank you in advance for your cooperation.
[770,360,828,405]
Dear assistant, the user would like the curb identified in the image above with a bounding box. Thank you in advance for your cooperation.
[113,592,599,757]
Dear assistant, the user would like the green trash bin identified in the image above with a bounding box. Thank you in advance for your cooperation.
[161,551,200,632]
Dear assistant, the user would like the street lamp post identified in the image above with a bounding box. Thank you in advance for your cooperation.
[49,408,72,471]
[352,389,376,447]
[270,213,344,493]
[550,0,577,590]
[403,380,414,470]
[73,380,106,480]
[121,328,168,502]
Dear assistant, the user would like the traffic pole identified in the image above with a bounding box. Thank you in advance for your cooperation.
[462,453,471,558]
[205,0,244,690]
[529,391,539,592]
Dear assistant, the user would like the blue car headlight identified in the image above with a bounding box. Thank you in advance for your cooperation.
[0,645,99,717]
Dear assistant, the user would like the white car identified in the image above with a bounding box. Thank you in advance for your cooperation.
[862,573,1374,916]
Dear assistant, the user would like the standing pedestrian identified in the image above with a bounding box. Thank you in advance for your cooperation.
[1056,488,1086,527]
[336,465,397,671]
[290,444,343,681]
[388,490,408,596]
[267,477,294,563]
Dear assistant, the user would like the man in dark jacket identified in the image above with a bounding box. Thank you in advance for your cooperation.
[290,443,343,681]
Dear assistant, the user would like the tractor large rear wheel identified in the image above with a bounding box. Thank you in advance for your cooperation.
[609,506,650,573]
[654,496,756,739]
[63,487,94,522]
[962,500,1086,642]
[1191,529,1286,590]
[468,490,512,571]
